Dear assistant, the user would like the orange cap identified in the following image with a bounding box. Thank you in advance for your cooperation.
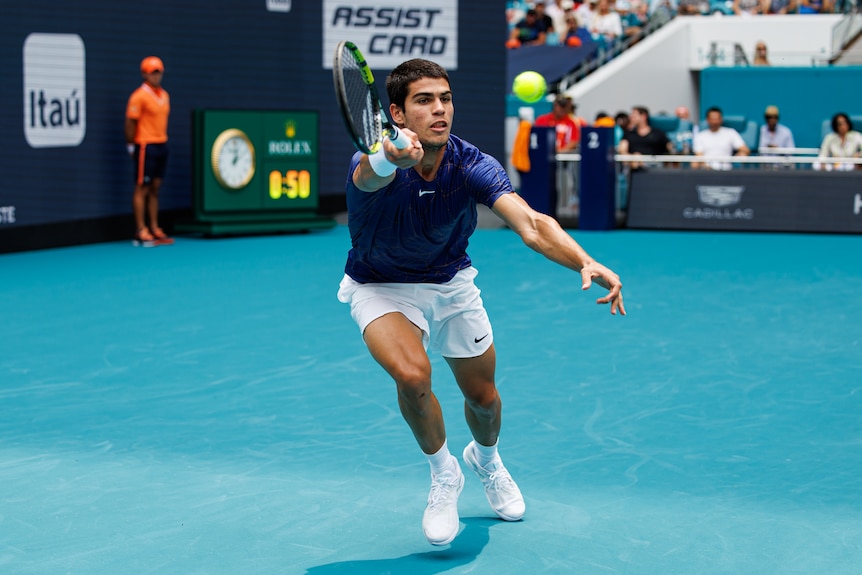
[140,56,164,74]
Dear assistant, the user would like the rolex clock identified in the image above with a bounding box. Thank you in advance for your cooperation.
[211,128,256,189]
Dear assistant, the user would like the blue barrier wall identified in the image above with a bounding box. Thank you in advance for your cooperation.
[1,1,507,235]
[700,66,862,150]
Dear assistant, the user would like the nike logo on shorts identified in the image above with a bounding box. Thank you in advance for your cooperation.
[474,334,489,343]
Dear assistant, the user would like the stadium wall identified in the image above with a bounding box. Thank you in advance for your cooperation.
[0,1,507,253]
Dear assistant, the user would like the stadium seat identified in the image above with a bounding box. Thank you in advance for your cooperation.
[650,115,679,134]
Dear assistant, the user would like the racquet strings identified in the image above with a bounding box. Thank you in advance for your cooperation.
[340,47,382,152]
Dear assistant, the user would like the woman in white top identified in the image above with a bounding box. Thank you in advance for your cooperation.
[589,0,623,43]
[817,113,862,171]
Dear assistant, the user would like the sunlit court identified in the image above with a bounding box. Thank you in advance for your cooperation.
[3,225,860,574]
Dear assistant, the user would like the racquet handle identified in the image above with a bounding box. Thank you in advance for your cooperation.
[388,127,410,150]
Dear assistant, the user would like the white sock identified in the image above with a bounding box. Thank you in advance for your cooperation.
[473,439,499,467]
[426,440,457,476]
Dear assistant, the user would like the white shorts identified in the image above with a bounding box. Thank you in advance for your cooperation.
[337,266,494,358]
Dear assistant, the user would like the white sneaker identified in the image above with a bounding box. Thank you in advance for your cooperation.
[462,441,525,521]
[421,465,465,546]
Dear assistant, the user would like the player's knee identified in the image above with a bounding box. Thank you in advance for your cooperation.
[464,385,499,415]
[393,363,432,404]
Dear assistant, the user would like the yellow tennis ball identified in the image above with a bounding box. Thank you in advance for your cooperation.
[512,71,547,104]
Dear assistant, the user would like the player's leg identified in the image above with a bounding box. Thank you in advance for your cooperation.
[446,346,525,522]
[445,345,501,447]
[363,312,445,453]
[363,311,464,545]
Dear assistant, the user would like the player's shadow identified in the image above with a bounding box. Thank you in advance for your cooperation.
[303,516,497,575]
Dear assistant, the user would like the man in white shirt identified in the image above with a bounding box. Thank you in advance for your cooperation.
[693,106,750,170]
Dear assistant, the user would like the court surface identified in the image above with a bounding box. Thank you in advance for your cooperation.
[2,224,860,574]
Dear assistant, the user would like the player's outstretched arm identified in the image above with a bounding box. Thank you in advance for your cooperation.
[492,192,625,316]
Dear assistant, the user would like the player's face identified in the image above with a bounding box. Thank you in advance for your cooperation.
[392,78,453,150]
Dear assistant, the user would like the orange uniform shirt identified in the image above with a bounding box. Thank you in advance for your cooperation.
[126,83,170,144]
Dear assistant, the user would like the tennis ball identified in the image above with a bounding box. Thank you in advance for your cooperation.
[512,71,547,104]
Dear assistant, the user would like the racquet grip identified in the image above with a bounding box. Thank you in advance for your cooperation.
[388,127,410,150]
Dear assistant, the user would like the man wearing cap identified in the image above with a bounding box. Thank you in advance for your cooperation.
[759,105,795,155]
[125,56,172,246]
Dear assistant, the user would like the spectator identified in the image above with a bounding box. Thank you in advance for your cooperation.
[618,106,672,170]
[693,106,750,170]
[758,105,795,154]
[576,0,598,31]
[509,9,548,47]
[535,95,583,152]
[734,0,764,14]
[622,1,651,43]
[816,112,862,171]
[589,0,623,44]
[764,0,797,13]
[533,2,558,38]
[535,95,585,199]
[677,0,703,15]
[798,0,834,12]
[753,41,770,66]
[544,0,570,36]
[562,13,592,47]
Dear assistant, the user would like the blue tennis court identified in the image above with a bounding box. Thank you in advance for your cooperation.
[2,225,860,574]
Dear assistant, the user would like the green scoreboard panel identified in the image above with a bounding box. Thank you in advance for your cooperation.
[183,109,335,235]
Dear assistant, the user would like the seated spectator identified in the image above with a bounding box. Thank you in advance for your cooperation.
[758,105,795,154]
[816,112,862,171]
[798,0,834,12]
[618,106,672,170]
[576,0,598,31]
[693,106,750,170]
[509,8,549,47]
[765,0,797,14]
[753,41,770,66]
[622,1,650,43]
[589,0,623,45]
[734,0,764,14]
[562,13,593,47]
[535,95,583,152]
[534,2,558,38]
[677,0,704,15]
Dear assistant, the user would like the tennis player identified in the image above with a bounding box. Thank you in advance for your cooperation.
[337,58,625,546]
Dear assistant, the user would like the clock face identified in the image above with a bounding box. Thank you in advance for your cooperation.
[211,129,256,189]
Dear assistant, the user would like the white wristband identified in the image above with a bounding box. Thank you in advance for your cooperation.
[368,150,397,177]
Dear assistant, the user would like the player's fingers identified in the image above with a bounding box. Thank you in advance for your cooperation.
[581,268,593,290]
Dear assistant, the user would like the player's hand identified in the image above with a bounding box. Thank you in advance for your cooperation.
[382,128,423,169]
[580,261,625,316]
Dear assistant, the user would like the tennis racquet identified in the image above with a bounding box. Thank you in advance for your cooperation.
[332,40,410,155]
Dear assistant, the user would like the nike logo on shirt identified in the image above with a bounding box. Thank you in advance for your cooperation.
[419,190,436,197]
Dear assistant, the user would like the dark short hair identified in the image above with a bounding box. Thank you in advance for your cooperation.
[831,112,853,133]
[706,106,723,117]
[632,105,649,120]
[386,59,450,110]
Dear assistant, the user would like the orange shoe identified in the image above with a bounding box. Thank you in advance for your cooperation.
[151,227,175,245]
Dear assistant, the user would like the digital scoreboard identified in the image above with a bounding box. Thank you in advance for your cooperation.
[184,109,335,235]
